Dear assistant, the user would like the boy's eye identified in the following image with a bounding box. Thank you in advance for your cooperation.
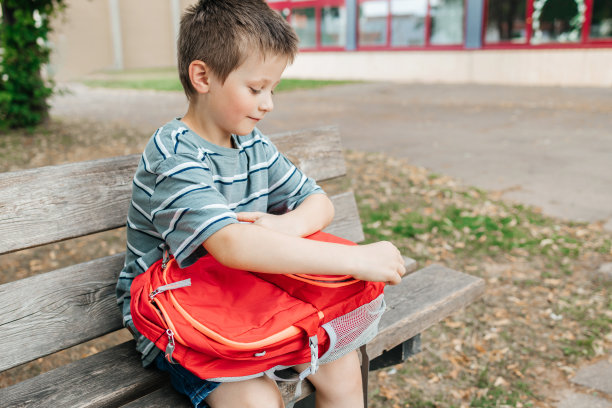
[249,87,262,95]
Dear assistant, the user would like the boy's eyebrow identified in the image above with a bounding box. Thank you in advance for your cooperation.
[250,78,281,87]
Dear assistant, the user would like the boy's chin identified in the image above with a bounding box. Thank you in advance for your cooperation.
[234,126,257,136]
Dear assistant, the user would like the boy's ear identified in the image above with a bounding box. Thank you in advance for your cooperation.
[189,60,212,93]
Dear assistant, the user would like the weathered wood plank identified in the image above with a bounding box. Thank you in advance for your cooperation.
[0,254,125,372]
[0,342,168,408]
[324,191,365,243]
[366,264,486,359]
[0,127,345,255]
[0,156,136,255]
[119,384,192,407]
[271,126,346,184]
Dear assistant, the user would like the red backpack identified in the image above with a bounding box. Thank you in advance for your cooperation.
[130,231,386,383]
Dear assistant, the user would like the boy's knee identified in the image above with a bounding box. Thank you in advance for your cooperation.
[207,376,284,408]
[309,352,363,399]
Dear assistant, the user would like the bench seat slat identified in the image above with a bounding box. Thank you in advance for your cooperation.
[368,264,486,359]
[119,385,191,407]
[0,127,345,256]
[0,266,483,407]
[0,342,168,408]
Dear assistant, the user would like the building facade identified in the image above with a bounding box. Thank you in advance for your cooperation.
[48,0,612,86]
[268,0,612,51]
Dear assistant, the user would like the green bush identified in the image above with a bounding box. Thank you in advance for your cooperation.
[0,1,65,129]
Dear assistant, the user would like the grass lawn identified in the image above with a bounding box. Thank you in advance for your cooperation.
[81,67,357,92]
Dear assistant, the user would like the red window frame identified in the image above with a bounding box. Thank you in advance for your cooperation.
[355,0,466,51]
[585,0,612,44]
[268,0,612,51]
[268,0,347,51]
[481,0,612,50]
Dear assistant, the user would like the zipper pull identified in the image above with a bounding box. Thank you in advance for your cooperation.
[165,329,178,364]
[161,245,170,269]
[309,335,319,376]
[149,278,191,301]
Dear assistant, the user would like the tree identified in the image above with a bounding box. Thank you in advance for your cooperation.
[0,0,65,129]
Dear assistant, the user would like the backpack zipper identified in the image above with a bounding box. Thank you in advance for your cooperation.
[149,278,192,301]
[165,329,178,363]
[285,274,359,288]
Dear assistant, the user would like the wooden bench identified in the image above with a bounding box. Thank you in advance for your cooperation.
[0,126,485,407]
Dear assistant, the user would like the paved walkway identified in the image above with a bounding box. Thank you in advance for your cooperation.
[51,82,612,406]
[52,82,612,229]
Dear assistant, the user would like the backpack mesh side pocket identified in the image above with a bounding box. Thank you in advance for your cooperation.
[319,294,386,364]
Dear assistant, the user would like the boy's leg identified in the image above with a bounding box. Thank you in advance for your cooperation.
[294,350,364,408]
[206,375,285,408]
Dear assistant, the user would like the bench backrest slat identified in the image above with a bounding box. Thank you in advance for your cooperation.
[0,254,124,372]
[0,126,346,256]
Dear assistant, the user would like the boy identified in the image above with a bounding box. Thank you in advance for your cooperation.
[116,1,405,407]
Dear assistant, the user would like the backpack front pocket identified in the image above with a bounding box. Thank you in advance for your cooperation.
[151,255,322,360]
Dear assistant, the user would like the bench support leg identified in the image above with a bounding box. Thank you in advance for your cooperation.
[368,333,422,371]
[293,393,315,408]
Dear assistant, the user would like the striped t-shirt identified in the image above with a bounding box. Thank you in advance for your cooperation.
[116,119,323,365]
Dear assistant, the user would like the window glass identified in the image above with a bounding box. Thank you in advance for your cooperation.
[391,0,428,46]
[590,0,612,39]
[429,0,465,45]
[291,7,317,48]
[322,6,347,46]
[359,0,389,46]
[531,0,584,43]
[485,0,527,43]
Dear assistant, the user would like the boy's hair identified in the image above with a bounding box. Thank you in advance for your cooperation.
[178,0,299,100]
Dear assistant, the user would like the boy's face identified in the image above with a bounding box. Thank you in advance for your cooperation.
[206,53,288,137]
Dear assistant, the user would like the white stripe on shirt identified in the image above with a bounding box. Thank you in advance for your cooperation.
[174,211,237,257]
[133,176,154,196]
[152,183,210,215]
[131,200,152,222]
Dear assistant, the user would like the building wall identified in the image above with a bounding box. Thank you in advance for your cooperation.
[284,49,612,87]
[119,0,175,70]
[49,0,197,81]
[49,0,115,80]
[47,0,612,87]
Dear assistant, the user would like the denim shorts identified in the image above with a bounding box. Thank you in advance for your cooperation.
[155,353,221,408]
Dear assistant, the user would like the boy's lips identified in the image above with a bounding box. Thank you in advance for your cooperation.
[248,116,262,122]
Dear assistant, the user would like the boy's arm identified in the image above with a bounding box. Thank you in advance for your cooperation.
[203,222,406,285]
[236,193,334,237]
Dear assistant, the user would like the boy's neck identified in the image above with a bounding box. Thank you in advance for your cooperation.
[181,103,234,149]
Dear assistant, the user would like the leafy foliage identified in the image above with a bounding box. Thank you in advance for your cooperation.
[0,0,65,129]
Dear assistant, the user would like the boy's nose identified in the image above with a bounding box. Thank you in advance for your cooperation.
[259,92,274,112]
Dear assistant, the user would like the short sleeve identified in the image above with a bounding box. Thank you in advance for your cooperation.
[150,154,238,267]
[262,135,325,214]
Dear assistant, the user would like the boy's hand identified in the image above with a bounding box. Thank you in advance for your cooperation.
[236,212,301,236]
[349,241,406,285]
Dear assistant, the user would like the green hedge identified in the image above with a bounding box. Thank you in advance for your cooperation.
[0,1,65,129]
